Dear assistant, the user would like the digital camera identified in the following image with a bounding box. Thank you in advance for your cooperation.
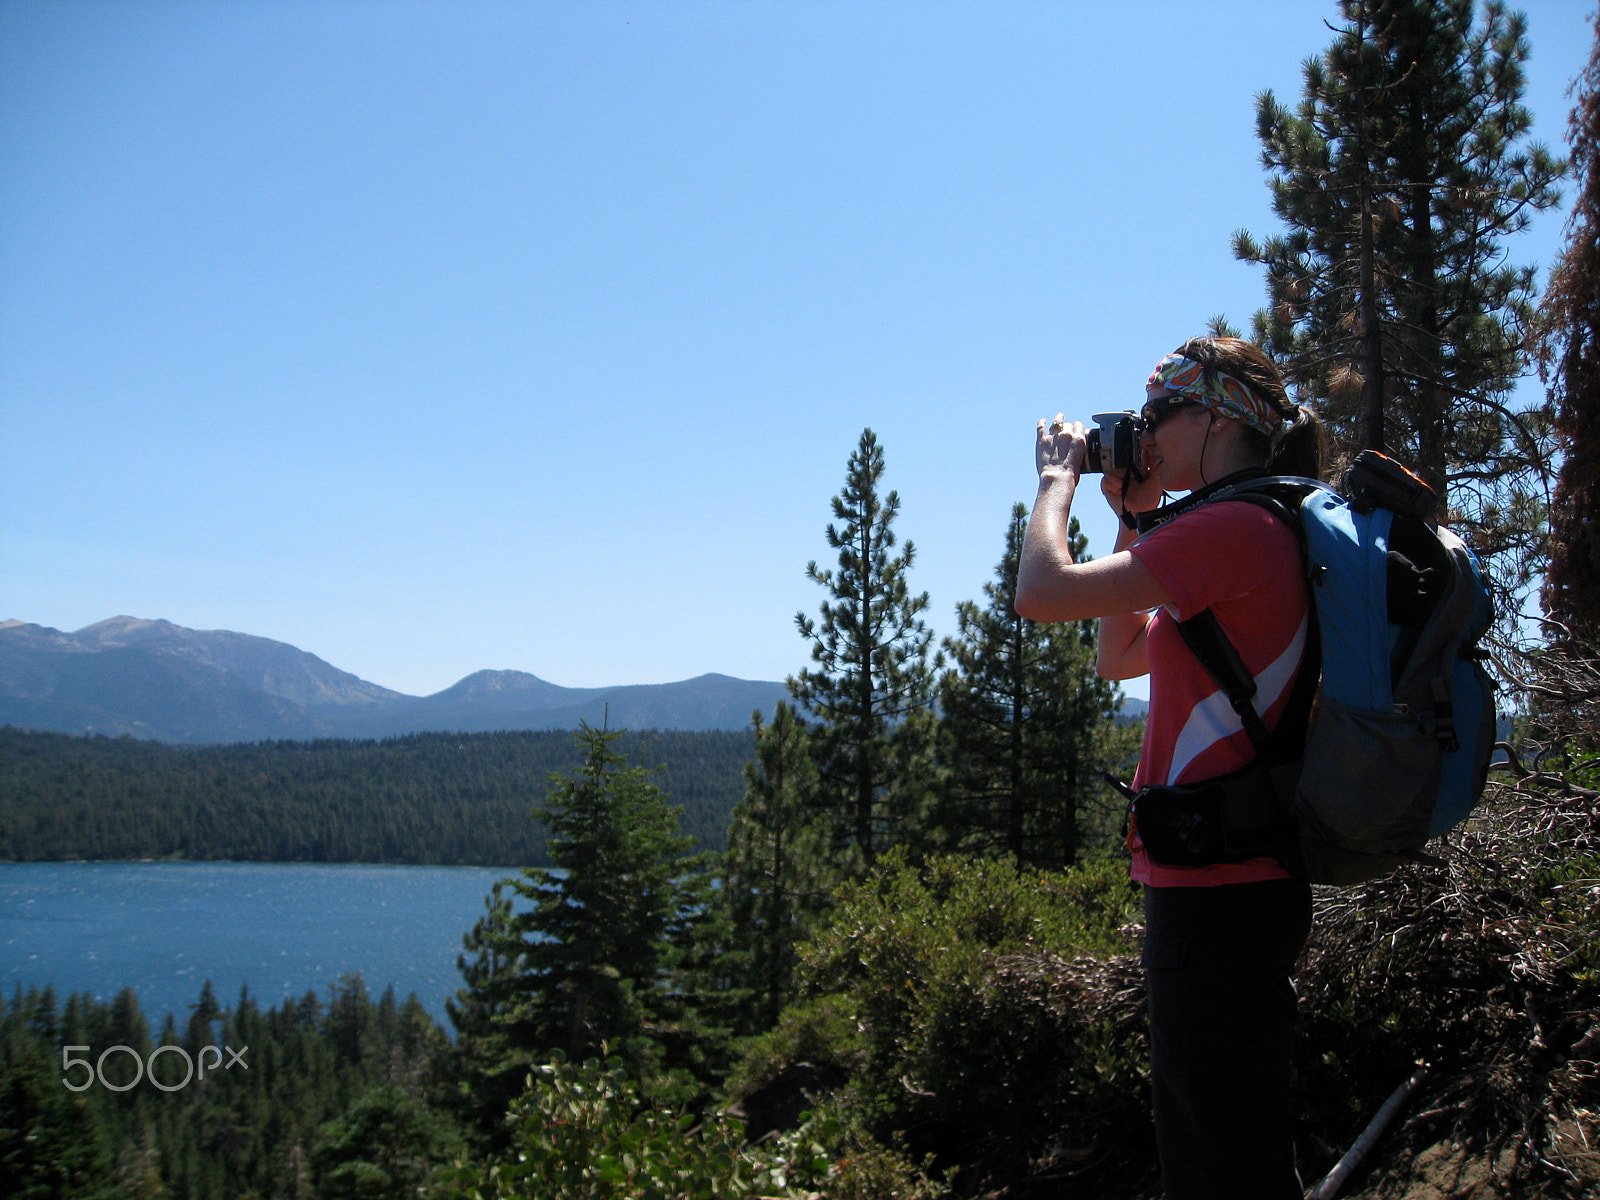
[1082,410,1146,476]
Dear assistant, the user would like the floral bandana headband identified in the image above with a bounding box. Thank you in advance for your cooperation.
[1146,353,1289,434]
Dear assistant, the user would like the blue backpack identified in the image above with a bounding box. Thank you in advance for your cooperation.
[1128,451,1499,886]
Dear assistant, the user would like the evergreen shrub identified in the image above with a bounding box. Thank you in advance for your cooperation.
[441,1051,853,1200]
[730,851,1151,1194]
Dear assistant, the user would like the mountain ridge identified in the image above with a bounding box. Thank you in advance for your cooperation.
[0,617,789,744]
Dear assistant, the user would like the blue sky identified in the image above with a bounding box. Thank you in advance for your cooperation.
[2,0,1593,701]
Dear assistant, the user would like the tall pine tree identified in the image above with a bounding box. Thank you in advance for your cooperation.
[936,505,1138,867]
[1539,17,1600,645]
[1233,0,1565,605]
[790,428,937,868]
[715,703,839,1032]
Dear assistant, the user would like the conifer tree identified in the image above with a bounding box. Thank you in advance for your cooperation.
[936,505,1137,867]
[326,974,373,1067]
[1233,0,1565,604]
[106,988,152,1065]
[312,1082,460,1200]
[448,722,704,1137]
[715,702,839,1031]
[1539,19,1600,644]
[185,978,222,1055]
[0,1040,118,1198]
[790,428,937,867]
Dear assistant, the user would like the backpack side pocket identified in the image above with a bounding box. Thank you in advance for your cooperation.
[1293,695,1438,855]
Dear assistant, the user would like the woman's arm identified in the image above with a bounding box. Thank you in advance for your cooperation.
[1014,418,1172,670]
[1094,521,1156,679]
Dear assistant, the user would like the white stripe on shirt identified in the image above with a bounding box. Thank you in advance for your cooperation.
[1164,610,1309,783]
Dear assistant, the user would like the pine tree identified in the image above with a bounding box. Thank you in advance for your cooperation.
[184,979,221,1056]
[936,505,1138,867]
[448,722,703,1136]
[106,988,152,1066]
[443,880,527,1142]
[790,428,937,867]
[1539,19,1600,644]
[1233,0,1565,605]
[521,723,697,1059]
[0,1041,118,1199]
[715,703,840,1032]
[325,974,373,1067]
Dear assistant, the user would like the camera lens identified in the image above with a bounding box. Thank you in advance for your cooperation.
[1082,429,1104,474]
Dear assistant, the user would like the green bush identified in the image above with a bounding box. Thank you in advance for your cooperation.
[723,991,864,1103]
[440,1051,826,1200]
[797,852,1139,1059]
[730,851,1151,1195]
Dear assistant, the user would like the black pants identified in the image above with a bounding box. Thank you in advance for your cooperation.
[1142,878,1313,1200]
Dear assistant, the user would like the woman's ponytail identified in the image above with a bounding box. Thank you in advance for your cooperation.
[1268,407,1327,481]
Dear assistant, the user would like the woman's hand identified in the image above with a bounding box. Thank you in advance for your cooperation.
[1036,414,1087,479]
[1017,412,1174,629]
[1100,461,1166,517]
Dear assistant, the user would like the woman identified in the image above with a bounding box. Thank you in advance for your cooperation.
[1015,337,1325,1200]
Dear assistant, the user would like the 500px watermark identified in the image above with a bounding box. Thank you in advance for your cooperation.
[61,1044,249,1092]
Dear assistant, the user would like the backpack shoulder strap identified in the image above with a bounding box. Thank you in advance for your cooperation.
[1173,609,1275,755]
[1168,479,1323,761]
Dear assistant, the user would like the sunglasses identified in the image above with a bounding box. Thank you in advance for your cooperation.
[1140,395,1200,431]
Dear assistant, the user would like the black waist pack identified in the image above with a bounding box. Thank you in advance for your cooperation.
[1131,760,1302,868]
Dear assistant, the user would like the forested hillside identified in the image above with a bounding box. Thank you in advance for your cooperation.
[0,726,754,864]
[0,976,460,1200]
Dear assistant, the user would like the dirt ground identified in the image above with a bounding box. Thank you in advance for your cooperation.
[1313,1115,1599,1200]
[1334,1140,1524,1199]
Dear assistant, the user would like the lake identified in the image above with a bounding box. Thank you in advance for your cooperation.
[0,861,527,1030]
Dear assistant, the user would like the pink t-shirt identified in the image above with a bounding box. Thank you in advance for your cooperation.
[1125,500,1310,887]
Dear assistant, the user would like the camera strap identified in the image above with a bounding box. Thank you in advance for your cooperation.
[1132,467,1273,535]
